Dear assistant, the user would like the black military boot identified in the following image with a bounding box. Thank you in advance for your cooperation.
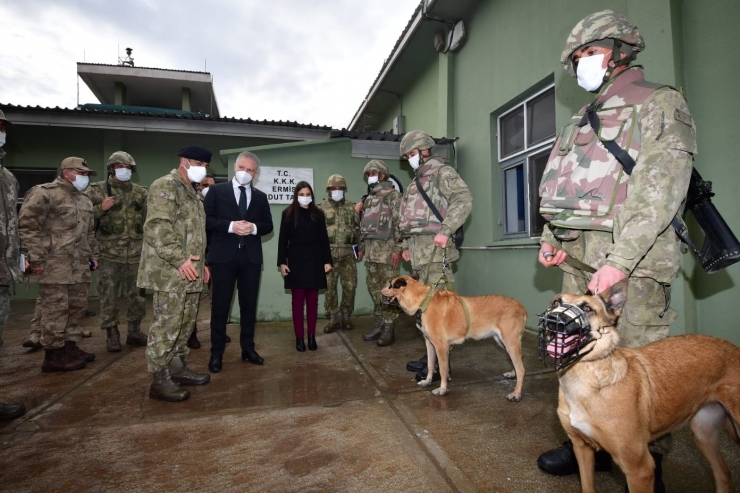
[362,318,384,341]
[406,354,427,372]
[42,346,87,373]
[377,321,395,347]
[341,311,353,330]
[126,319,148,346]
[296,337,306,352]
[537,439,613,476]
[149,368,190,402]
[187,325,201,349]
[624,451,665,493]
[323,313,341,333]
[65,340,95,362]
[169,356,211,386]
[0,401,26,421]
[105,326,122,352]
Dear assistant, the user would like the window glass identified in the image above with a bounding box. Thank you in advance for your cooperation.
[527,90,556,146]
[500,107,525,158]
[504,165,525,234]
[529,151,550,235]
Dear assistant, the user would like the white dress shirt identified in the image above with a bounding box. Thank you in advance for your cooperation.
[228,177,258,235]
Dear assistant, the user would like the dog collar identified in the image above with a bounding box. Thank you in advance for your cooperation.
[417,283,472,335]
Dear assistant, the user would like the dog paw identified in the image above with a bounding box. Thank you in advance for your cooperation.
[506,392,521,402]
[502,371,516,379]
[418,379,432,388]
[432,387,448,396]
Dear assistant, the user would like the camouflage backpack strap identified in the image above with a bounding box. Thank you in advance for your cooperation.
[582,102,699,256]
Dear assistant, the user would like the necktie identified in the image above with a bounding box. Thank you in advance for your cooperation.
[238,186,247,247]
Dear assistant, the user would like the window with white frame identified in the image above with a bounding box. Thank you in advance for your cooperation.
[497,84,556,238]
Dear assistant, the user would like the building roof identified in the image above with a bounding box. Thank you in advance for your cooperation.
[77,62,221,117]
[0,103,331,141]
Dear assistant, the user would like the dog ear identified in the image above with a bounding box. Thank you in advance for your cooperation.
[601,279,628,317]
[392,278,408,289]
[411,273,420,282]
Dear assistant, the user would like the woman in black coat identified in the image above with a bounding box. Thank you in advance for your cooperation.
[277,181,333,352]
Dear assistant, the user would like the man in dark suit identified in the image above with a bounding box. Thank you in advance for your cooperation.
[204,151,273,373]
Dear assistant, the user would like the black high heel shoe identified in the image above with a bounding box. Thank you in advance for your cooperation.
[296,337,306,352]
[307,335,317,351]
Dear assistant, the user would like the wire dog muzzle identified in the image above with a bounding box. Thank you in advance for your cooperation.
[381,294,399,307]
[538,303,595,371]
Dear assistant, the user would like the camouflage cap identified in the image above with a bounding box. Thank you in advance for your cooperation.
[0,109,12,130]
[363,159,388,176]
[561,10,645,77]
[326,174,347,190]
[107,151,136,168]
[400,130,435,156]
[61,157,97,175]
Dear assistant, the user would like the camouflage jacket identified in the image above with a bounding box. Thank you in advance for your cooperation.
[318,197,359,260]
[357,180,402,264]
[84,177,147,264]
[18,177,99,284]
[137,169,206,293]
[400,157,472,266]
[540,67,696,278]
[0,157,22,285]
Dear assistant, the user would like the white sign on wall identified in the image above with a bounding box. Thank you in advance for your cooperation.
[253,166,314,204]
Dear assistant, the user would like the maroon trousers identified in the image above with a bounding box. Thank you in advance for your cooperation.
[291,289,318,338]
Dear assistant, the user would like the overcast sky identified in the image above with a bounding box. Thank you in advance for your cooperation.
[1,0,419,129]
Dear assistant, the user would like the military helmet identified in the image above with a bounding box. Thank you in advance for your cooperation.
[107,151,137,168]
[363,159,388,177]
[0,109,12,130]
[561,10,645,77]
[326,174,347,190]
[400,130,435,157]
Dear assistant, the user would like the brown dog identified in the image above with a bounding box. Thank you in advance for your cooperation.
[541,280,740,493]
[381,275,527,401]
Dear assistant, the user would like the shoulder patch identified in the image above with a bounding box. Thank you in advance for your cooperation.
[674,108,692,126]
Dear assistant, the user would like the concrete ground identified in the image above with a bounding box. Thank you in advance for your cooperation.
[0,296,738,493]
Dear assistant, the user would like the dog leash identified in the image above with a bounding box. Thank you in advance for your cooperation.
[544,251,596,274]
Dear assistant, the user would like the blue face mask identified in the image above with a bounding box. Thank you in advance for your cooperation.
[0,131,6,148]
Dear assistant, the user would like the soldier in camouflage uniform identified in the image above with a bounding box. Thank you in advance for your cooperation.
[355,160,403,346]
[85,151,148,352]
[138,146,212,402]
[399,130,472,377]
[19,157,100,373]
[0,109,28,420]
[318,174,360,332]
[535,11,696,484]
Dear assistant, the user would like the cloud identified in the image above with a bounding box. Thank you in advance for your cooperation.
[1,0,419,128]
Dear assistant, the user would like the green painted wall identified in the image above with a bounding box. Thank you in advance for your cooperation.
[374,56,440,136]
[222,138,414,321]
[4,124,295,301]
[364,0,740,344]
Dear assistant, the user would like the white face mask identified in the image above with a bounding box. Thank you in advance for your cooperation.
[72,174,90,191]
[576,53,608,92]
[185,159,207,183]
[235,170,253,185]
[330,190,344,202]
[408,153,421,170]
[114,168,132,182]
[0,131,6,148]
[297,196,312,206]
[367,175,379,185]
[201,187,209,198]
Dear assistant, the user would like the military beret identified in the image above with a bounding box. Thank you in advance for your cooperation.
[178,145,212,163]
[61,157,97,175]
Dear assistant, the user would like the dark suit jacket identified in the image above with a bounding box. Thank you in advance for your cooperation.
[205,181,273,264]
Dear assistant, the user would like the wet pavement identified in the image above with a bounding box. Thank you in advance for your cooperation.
[1,297,738,492]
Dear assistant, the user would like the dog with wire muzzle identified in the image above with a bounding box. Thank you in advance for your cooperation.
[381,275,527,401]
[539,279,740,493]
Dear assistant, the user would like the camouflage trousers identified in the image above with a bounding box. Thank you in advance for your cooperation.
[39,283,90,349]
[413,262,455,289]
[324,254,357,316]
[97,259,146,329]
[560,230,676,349]
[0,286,9,346]
[365,262,401,322]
[145,290,199,373]
[27,294,91,344]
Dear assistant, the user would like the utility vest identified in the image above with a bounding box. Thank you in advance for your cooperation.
[360,181,396,241]
[321,199,357,245]
[399,157,448,235]
[539,68,665,235]
[95,181,147,241]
